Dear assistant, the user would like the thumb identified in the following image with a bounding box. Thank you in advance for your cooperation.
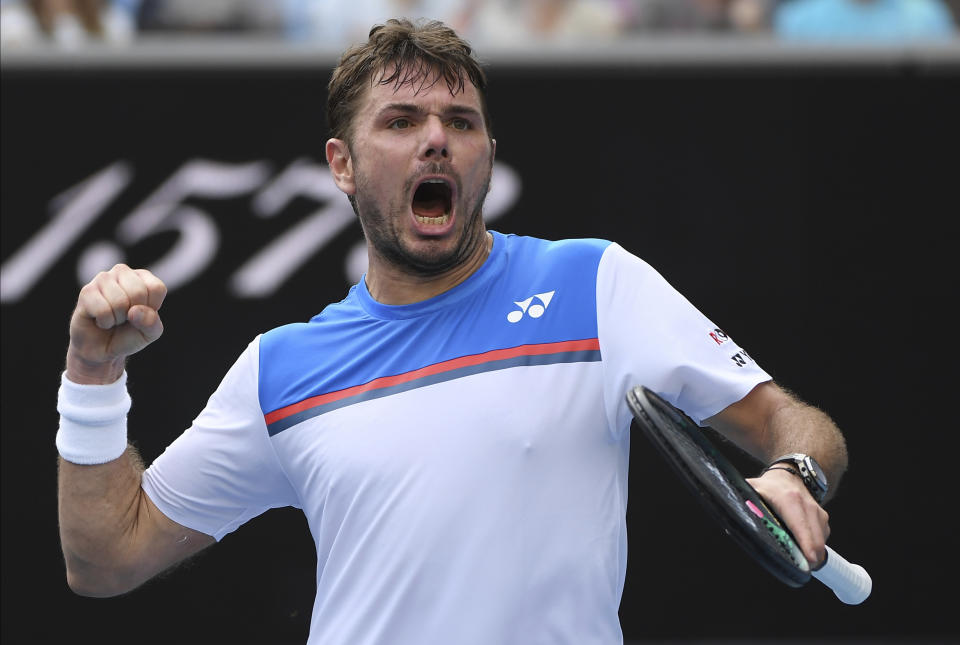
[126,304,164,344]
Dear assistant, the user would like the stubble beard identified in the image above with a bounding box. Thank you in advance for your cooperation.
[355,163,492,278]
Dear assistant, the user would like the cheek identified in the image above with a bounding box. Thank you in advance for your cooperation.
[356,164,407,211]
[464,155,494,195]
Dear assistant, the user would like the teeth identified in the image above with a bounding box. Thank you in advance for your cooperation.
[416,214,450,225]
[423,179,447,184]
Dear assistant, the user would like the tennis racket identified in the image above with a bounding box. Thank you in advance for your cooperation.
[626,385,871,604]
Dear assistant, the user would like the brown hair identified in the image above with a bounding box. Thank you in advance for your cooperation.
[326,18,492,143]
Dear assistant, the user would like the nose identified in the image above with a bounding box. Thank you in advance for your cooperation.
[421,116,449,160]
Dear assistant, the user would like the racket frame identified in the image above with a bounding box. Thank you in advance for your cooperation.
[627,385,812,588]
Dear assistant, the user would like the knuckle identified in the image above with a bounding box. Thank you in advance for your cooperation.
[85,298,108,316]
[137,269,167,291]
[77,294,104,318]
[126,281,148,303]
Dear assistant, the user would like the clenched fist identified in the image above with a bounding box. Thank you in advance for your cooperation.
[66,264,167,385]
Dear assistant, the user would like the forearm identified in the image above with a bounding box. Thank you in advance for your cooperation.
[709,382,848,502]
[762,399,848,501]
[57,265,213,595]
[57,445,150,596]
[709,382,847,564]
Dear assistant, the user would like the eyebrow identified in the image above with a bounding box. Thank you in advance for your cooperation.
[377,102,483,121]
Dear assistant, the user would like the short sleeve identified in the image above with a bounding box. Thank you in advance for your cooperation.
[596,243,771,435]
[141,336,299,541]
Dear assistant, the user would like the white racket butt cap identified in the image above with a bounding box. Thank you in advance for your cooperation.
[811,545,872,604]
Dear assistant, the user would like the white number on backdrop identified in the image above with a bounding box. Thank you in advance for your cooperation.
[229,158,356,298]
[0,158,522,303]
[1,163,132,302]
[93,159,273,292]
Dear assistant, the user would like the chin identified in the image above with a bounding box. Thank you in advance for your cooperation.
[395,227,477,275]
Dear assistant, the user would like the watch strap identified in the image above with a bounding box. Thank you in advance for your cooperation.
[768,453,828,503]
[762,464,801,478]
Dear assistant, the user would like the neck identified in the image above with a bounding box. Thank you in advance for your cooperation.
[365,230,493,305]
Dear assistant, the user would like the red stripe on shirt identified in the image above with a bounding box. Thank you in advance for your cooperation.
[263,338,600,425]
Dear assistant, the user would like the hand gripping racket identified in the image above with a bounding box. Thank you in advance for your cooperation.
[626,385,871,604]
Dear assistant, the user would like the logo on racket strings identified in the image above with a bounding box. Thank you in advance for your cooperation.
[507,291,555,323]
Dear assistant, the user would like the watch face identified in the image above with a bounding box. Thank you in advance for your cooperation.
[773,454,828,501]
[801,456,828,497]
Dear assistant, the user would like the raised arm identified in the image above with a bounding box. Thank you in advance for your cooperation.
[57,264,214,597]
[704,380,848,567]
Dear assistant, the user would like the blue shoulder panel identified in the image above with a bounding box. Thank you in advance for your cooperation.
[259,232,611,433]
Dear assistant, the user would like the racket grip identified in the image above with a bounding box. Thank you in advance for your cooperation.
[812,545,872,604]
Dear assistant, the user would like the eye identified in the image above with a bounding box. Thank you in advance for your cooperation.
[450,118,471,131]
[389,118,411,130]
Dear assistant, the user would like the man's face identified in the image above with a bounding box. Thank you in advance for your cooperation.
[328,67,496,277]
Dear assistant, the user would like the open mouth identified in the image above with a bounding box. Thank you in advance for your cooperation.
[412,179,453,225]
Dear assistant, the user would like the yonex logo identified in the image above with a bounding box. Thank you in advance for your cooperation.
[507,290,555,323]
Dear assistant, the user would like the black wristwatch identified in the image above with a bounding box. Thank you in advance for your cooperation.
[766,453,828,503]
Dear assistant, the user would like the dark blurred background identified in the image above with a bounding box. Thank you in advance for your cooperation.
[2,2,959,644]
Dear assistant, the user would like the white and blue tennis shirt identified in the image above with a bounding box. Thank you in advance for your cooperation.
[142,231,770,645]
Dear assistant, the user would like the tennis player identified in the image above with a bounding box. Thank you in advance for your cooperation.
[57,18,849,645]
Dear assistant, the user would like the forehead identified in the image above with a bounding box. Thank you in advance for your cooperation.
[358,64,484,116]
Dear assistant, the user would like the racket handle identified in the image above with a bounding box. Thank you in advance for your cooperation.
[812,545,872,604]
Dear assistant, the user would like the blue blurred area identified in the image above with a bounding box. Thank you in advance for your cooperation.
[775,0,956,41]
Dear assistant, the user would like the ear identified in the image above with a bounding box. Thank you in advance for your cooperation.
[326,138,355,196]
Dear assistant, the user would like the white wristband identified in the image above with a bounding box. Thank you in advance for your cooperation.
[56,370,131,465]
